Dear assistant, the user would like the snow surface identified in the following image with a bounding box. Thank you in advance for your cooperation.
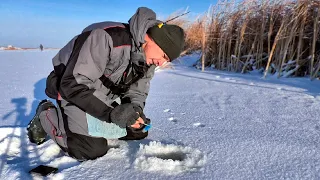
[1,50,320,179]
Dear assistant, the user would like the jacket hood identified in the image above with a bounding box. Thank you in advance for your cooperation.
[128,7,161,51]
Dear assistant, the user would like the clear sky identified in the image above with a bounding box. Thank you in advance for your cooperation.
[0,0,217,48]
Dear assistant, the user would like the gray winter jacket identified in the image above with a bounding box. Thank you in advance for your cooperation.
[45,7,160,122]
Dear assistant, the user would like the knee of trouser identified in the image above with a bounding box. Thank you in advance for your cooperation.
[67,133,109,161]
[39,107,62,136]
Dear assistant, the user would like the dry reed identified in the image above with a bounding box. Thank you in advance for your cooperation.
[179,0,320,78]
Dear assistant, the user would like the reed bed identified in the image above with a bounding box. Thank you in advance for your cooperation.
[174,0,320,78]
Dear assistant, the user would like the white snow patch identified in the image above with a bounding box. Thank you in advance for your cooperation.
[168,117,177,122]
[163,109,171,113]
[193,123,205,127]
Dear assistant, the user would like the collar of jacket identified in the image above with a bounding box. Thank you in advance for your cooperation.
[129,51,149,70]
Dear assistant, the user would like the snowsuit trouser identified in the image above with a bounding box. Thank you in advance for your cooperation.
[39,99,148,161]
[39,99,109,161]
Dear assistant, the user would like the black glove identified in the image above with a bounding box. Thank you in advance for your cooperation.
[128,118,151,134]
[128,106,150,133]
[132,106,146,122]
[109,104,140,128]
[118,117,151,140]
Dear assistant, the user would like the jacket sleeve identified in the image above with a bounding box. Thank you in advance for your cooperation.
[121,65,156,109]
[60,29,113,122]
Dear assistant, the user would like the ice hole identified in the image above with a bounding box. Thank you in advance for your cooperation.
[108,144,120,149]
[151,151,186,161]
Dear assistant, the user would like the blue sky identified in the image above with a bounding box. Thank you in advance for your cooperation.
[0,0,217,48]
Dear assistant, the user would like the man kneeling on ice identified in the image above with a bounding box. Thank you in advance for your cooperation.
[27,7,185,161]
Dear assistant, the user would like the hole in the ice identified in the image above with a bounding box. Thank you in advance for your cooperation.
[108,144,120,149]
[150,152,186,161]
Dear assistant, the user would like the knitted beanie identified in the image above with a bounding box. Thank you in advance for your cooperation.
[147,24,185,61]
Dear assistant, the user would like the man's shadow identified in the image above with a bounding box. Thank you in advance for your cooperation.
[1,78,83,178]
[0,78,49,178]
[28,78,49,125]
[2,78,48,127]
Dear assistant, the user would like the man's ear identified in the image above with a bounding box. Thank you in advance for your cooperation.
[142,35,151,49]
[144,34,153,42]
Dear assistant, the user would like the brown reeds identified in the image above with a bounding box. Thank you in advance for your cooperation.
[181,0,320,78]
[311,7,320,79]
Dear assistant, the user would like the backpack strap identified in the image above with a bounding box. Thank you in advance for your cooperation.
[99,24,149,96]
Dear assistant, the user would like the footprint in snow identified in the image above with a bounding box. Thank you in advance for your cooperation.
[134,141,206,175]
[193,123,205,127]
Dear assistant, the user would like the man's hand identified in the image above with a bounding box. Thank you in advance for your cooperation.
[130,116,145,129]
[109,104,140,128]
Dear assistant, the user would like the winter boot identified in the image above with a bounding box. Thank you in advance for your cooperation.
[27,99,55,145]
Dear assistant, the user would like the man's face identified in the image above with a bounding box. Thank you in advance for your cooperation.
[143,36,170,66]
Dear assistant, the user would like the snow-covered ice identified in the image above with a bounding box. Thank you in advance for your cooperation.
[1,50,320,179]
